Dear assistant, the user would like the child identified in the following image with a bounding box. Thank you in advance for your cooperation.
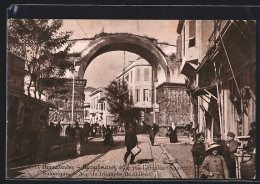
[201,142,229,179]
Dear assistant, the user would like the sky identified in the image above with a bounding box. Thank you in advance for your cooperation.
[61,19,179,88]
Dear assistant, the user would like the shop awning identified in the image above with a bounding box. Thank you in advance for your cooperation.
[193,85,218,100]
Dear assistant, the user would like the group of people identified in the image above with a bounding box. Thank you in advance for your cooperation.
[65,122,117,156]
[65,123,120,143]
[192,121,256,179]
[13,121,61,165]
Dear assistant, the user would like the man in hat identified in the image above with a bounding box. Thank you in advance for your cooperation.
[213,133,231,167]
[124,124,138,164]
[201,142,229,179]
[226,132,239,178]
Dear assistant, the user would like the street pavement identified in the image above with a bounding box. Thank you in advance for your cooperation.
[8,134,194,179]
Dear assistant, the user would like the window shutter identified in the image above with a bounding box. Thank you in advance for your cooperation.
[144,68,149,81]
[189,20,196,38]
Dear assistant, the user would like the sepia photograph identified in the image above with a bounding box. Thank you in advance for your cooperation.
[6,17,256,180]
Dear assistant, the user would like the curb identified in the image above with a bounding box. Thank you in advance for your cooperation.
[160,143,188,179]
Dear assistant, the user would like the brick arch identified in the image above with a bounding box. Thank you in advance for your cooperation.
[76,33,171,82]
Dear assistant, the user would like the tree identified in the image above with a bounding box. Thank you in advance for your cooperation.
[8,19,74,99]
[105,80,141,129]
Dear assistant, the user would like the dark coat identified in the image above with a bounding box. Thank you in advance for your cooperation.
[226,139,239,178]
[192,141,207,166]
[168,126,178,143]
[73,127,84,141]
[217,139,231,166]
[125,127,138,149]
[38,128,51,157]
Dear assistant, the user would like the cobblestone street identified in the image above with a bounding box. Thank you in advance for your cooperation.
[8,135,194,179]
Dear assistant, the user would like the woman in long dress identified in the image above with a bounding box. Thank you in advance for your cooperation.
[168,123,178,143]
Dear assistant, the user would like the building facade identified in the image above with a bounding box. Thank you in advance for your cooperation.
[178,20,256,142]
[156,60,190,136]
[7,52,53,157]
[116,58,159,124]
[42,78,86,135]
[89,88,114,126]
[83,87,96,123]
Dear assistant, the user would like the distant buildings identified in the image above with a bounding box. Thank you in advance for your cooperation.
[116,58,159,124]
[44,78,87,125]
[89,88,114,126]
[83,86,96,123]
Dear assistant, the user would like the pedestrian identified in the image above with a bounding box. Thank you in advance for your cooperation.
[101,125,106,138]
[65,124,71,142]
[49,122,56,145]
[226,132,239,178]
[27,122,40,166]
[14,122,24,156]
[185,122,192,138]
[38,122,51,164]
[247,122,256,151]
[148,123,158,146]
[201,142,229,179]
[168,122,178,143]
[56,122,62,135]
[213,133,231,169]
[83,123,90,143]
[142,121,148,134]
[72,121,83,156]
[124,123,138,164]
[55,121,62,144]
[103,125,113,145]
[192,132,207,178]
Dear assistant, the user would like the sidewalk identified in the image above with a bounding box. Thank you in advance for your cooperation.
[155,135,195,178]
[7,136,72,163]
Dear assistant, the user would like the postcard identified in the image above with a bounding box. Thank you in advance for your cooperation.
[6,5,256,181]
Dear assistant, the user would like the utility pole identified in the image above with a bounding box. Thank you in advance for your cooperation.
[152,69,156,124]
[71,59,75,125]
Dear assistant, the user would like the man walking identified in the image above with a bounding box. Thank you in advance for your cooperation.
[124,124,138,164]
[73,122,83,156]
[149,123,158,146]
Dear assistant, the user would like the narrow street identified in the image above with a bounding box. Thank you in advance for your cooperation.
[8,135,193,179]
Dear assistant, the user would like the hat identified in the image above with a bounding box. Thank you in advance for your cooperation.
[206,142,221,152]
[227,132,235,138]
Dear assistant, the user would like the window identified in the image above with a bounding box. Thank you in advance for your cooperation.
[144,68,149,81]
[136,89,140,102]
[143,89,149,101]
[136,68,140,81]
[189,20,196,47]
